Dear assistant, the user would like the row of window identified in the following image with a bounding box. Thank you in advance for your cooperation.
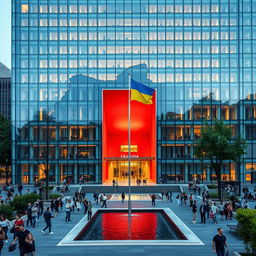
[22,58,241,69]
[21,4,226,14]
[20,72,238,83]
[20,45,238,56]
[20,31,238,41]
[37,59,222,69]
[22,18,238,27]
[18,87,247,102]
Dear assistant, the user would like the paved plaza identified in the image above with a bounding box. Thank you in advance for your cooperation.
[1,191,246,256]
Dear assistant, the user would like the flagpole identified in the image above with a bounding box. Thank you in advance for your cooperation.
[128,73,132,217]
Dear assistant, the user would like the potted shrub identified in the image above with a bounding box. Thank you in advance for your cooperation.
[235,209,256,255]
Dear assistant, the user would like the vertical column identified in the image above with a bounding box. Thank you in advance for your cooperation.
[29,164,34,184]
[95,164,99,183]
[206,166,211,183]
[55,164,59,184]
[184,164,188,182]
[74,163,78,184]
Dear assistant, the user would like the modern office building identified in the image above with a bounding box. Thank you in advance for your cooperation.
[0,62,11,120]
[12,0,256,184]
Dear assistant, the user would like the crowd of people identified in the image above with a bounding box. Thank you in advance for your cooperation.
[0,181,255,255]
[0,184,96,256]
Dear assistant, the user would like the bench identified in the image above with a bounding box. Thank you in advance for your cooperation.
[227,224,238,233]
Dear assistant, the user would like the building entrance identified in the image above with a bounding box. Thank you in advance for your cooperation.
[106,160,151,184]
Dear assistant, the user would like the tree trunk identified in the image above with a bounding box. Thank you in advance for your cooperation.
[45,168,49,200]
[217,172,222,201]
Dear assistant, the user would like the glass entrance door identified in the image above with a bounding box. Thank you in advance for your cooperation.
[107,160,150,184]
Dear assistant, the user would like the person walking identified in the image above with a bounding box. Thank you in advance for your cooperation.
[169,191,173,202]
[211,203,218,224]
[31,203,38,228]
[18,184,23,195]
[65,200,72,222]
[101,194,107,208]
[189,194,194,207]
[87,201,92,220]
[83,199,88,214]
[192,200,198,223]
[0,215,11,242]
[21,232,35,256]
[76,200,82,213]
[152,194,156,206]
[0,226,5,255]
[212,228,228,256]
[12,225,30,256]
[42,207,54,235]
[199,202,207,224]
[121,192,125,203]
[13,215,24,236]
[26,203,33,227]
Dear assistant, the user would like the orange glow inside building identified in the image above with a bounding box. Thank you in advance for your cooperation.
[102,90,156,184]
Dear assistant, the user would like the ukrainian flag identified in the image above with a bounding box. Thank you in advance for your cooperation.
[131,79,155,104]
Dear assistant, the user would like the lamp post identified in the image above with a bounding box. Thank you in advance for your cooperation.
[5,158,8,184]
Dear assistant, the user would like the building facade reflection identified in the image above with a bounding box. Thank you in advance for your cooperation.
[12,0,256,184]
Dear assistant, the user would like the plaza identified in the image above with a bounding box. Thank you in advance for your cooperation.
[0,188,247,255]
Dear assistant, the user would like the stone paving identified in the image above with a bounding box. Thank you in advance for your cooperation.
[1,192,246,256]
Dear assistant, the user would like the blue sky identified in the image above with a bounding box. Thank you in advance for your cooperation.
[0,0,11,69]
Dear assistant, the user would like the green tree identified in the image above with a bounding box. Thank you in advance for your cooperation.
[195,120,246,200]
[0,114,11,182]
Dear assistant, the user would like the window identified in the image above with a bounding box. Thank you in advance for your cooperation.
[175,5,182,13]
[50,33,58,40]
[40,5,47,13]
[40,60,47,68]
[193,5,201,13]
[80,5,87,13]
[211,5,219,13]
[40,74,47,83]
[49,74,57,83]
[21,19,28,26]
[69,19,77,26]
[69,5,77,13]
[60,33,67,40]
[21,4,29,13]
[50,60,58,68]
[49,6,57,13]
[49,19,57,26]
[60,19,67,26]
[69,33,77,40]
[60,60,67,68]
[40,19,47,26]
[202,5,210,13]
[60,5,67,13]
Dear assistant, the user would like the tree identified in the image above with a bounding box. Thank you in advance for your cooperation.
[33,110,55,200]
[0,114,11,182]
[236,209,256,255]
[195,120,247,200]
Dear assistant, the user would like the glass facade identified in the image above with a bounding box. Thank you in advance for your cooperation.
[12,0,256,184]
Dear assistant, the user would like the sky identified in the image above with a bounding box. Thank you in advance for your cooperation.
[0,0,11,69]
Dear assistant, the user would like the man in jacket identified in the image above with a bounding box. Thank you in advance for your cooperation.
[42,207,54,234]
[199,201,207,224]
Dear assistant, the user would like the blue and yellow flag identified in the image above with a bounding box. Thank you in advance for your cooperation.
[131,79,155,104]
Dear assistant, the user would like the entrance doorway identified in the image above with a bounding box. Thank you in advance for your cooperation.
[106,160,151,185]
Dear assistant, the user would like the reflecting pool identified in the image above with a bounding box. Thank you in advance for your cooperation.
[76,210,186,240]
